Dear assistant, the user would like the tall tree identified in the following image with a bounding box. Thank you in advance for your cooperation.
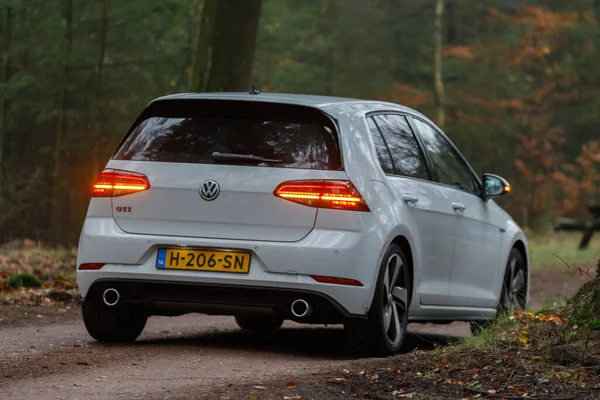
[0,5,12,194]
[51,0,73,242]
[191,0,263,92]
[91,0,109,178]
[433,0,445,128]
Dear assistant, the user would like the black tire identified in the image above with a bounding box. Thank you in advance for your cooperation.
[470,247,527,335]
[82,303,147,343]
[234,315,283,331]
[346,244,411,356]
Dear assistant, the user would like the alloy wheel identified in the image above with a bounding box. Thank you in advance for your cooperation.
[381,253,409,347]
[501,255,527,313]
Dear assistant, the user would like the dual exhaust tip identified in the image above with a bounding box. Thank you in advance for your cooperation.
[291,299,312,318]
[102,288,313,319]
[102,288,120,306]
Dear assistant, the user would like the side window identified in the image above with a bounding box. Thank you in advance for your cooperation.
[410,118,480,195]
[366,117,395,174]
[372,114,429,180]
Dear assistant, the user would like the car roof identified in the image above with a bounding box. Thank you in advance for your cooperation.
[152,92,432,123]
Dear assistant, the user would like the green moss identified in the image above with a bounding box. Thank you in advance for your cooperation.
[7,273,42,288]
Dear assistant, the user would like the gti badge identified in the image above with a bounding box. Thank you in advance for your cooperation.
[199,180,220,201]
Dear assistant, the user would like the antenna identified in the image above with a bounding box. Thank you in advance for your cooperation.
[249,84,261,95]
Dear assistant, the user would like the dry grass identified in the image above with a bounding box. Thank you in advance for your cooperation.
[0,243,77,305]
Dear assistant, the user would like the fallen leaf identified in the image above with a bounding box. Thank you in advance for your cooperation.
[285,381,297,389]
[367,373,379,381]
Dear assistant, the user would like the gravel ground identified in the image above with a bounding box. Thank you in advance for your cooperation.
[0,268,592,400]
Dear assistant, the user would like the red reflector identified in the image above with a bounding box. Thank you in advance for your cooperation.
[78,263,105,270]
[274,180,369,211]
[93,169,150,197]
[311,275,363,286]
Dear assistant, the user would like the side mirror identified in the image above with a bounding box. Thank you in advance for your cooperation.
[482,173,511,200]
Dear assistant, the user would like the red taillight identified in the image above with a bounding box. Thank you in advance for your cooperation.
[311,275,363,286]
[93,169,150,197]
[78,263,105,270]
[273,180,369,211]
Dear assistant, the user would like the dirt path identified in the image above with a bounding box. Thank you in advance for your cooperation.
[0,269,590,400]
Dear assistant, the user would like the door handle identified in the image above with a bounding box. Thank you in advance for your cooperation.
[451,202,466,213]
[402,195,419,205]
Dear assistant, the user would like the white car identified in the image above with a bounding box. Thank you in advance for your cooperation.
[77,92,529,355]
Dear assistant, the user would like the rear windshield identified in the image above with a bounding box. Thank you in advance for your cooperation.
[113,99,342,170]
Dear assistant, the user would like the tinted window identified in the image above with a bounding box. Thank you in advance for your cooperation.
[372,114,429,180]
[114,100,341,170]
[367,117,394,174]
[410,118,480,195]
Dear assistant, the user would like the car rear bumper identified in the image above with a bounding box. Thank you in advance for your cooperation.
[77,217,384,317]
[83,279,358,323]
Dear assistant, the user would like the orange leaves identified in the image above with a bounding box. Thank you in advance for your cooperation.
[489,6,588,70]
[553,140,600,214]
[278,58,299,68]
[497,99,524,110]
[511,310,567,325]
[490,7,579,30]
[510,310,567,346]
[382,83,429,109]
[443,45,474,60]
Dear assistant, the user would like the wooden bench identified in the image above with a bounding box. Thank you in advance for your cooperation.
[554,205,600,249]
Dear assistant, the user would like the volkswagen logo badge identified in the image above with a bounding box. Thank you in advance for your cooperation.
[199,180,220,201]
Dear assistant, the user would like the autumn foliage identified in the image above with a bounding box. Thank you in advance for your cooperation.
[439,6,599,226]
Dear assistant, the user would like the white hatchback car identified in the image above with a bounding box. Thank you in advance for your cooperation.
[77,92,529,355]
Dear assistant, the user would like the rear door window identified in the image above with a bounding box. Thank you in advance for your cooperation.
[114,100,342,170]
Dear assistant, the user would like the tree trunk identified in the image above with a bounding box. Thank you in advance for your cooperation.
[433,0,445,129]
[52,0,73,243]
[91,0,108,178]
[190,0,263,92]
[0,6,12,194]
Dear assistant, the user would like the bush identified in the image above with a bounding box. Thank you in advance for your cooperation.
[7,272,42,288]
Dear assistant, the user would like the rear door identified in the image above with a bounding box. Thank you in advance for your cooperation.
[367,114,458,306]
[409,117,502,308]
[107,99,345,242]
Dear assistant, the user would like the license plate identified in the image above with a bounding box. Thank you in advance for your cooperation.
[156,248,251,273]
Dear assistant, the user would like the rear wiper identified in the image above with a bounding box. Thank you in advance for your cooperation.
[211,152,283,164]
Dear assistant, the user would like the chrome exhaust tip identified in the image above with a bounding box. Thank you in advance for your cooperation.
[102,288,120,306]
[291,299,312,318]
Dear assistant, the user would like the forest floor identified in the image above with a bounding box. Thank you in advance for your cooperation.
[0,233,599,399]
